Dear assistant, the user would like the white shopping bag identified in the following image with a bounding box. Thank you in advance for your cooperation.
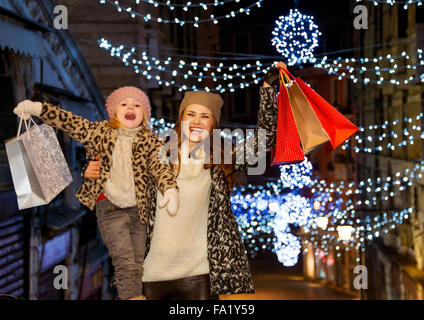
[5,117,73,210]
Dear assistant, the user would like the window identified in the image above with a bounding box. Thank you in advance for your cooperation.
[234,33,249,54]
[416,6,424,23]
[398,5,408,38]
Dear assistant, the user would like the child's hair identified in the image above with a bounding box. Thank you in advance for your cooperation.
[108,107,150,130]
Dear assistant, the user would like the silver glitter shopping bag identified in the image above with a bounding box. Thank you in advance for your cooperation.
[5,117,73,210]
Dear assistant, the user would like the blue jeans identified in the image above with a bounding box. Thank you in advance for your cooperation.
[95,199,146,299]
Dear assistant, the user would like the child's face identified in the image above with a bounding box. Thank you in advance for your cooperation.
[181,104,214,144]
[115,97,145,129]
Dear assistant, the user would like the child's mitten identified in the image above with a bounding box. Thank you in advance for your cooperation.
[14,100,43,120]
[159,187,179,216]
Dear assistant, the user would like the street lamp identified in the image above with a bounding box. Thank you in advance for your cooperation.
[315,217,329,230]
[337,226,354,241]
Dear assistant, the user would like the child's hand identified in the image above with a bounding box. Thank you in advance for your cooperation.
[85,154,101,179]
[159,187,179,216]
[13,100,43,120]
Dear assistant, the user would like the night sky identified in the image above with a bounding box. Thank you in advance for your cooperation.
[216,0,356,60]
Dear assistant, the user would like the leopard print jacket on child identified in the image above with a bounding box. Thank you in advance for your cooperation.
[38,103,177,224]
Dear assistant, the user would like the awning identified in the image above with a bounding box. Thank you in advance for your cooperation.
[0,18,46,58]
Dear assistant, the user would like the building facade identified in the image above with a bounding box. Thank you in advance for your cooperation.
[354,3,424,300]
[0,0,110,299]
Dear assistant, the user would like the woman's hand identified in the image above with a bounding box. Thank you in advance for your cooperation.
[263,62,288,87]
[85,154,101,179]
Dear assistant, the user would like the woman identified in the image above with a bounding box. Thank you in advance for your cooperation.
[85,62,286,299]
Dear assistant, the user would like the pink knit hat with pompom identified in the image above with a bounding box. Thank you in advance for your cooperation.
[105,86,151,120]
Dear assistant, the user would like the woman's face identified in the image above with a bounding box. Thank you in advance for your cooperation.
[181,104,215,144]
[115,97,145,129]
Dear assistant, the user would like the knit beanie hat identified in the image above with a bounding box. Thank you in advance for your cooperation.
[105,86,151,120]
[179,91,224,123]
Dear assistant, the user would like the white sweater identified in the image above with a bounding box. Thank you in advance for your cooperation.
[142,142,211,281]
[103,126,141,208]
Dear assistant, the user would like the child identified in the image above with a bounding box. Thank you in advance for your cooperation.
[14,86,179,300]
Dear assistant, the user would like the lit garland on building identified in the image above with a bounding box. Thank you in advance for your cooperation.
[98,38,423,91]
[98,38,271,92]
[100,0,264,26]
[271,8,321,65]
[340,112,424,153]
[132,0,247,9]
[356,0,423,9]
[313,49,424,85]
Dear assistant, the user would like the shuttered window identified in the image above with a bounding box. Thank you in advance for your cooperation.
[0,215,25,298]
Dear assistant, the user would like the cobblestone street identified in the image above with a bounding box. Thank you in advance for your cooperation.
[220,257,358,300]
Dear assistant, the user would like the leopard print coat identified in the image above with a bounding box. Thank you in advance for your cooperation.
[39,103,177,224]
[145,87,278,295]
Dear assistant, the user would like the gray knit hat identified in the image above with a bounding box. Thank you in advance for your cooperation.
[179,91,224,123]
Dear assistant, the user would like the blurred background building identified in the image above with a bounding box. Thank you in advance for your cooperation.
[0,0,108,299]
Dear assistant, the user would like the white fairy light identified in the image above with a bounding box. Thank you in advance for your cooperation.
[271,9,321,65]
[100,0,264,25]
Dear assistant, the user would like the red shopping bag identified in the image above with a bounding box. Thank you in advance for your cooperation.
[283,69,359,150]
[271,70,305,166]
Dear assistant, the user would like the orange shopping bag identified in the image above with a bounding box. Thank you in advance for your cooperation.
[283,68,359,150]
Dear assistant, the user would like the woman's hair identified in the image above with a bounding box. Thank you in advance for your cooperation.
[171,111,235,192]
[107,107,150,129]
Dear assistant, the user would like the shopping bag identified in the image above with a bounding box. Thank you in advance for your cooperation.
[284,68,359,150]
[271,70,305,166]
[281,70,330,154]
[5,117,73,210]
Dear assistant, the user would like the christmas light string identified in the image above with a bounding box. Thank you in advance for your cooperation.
[313,49,424,85]
[340,112,424,152]
[98,38,271,92]
[132,0,245,9]
[100,0,264,26]
[98,37,423,90]
[356,0,423,9]
[304,208,412,257]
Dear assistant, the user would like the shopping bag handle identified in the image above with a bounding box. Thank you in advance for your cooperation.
[16,115,39,139]
[281,68,296,81]
[279,69,291,87]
